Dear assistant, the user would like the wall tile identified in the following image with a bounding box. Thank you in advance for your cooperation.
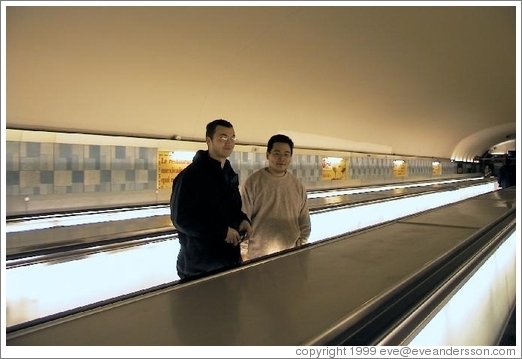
[111,170,125,183]
[125,170,135,182]
[115,146,126,159]
[71,183,84,193]
[39,184,54,195]
[6,185,20,196]
[20,157,41,171]
[6,171,20,186]
[54,157,70,170]
[40,171,54,184]
[71,154,85,171]
[84,170,101,186]
[26,142,40,158]
[6,142,20,171]
[54,171,72,186]
[58,144,72,158]
[101,170,111,183]
[136,170,149,183]
[72,170,84,183]
[89,145,100,158]
[20,170,41,187]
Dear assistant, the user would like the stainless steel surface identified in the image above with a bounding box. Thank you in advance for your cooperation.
[7,187,515,346]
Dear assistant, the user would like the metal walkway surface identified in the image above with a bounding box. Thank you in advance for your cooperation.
[6,188,516,346]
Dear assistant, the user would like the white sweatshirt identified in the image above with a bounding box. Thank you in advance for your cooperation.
[240,168,311,260]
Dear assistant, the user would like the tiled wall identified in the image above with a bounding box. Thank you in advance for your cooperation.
[439,160,457,176]
[232,151,322,184]
[6,142,157,196]
[349,156,394,179]
[408,159,435,177]
[5,140,458,198]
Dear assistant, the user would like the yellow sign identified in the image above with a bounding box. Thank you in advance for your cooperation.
[432,162,442,176]
[393,160,407,177]
[157,151,192,189]
[322,157,347,181]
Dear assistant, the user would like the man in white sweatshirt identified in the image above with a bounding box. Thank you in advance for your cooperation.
[240,134,311,260]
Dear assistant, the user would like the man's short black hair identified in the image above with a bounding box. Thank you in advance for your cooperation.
[206,119,233,138]
[267,134,294,154]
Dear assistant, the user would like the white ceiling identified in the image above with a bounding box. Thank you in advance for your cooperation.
[5,4,518,161]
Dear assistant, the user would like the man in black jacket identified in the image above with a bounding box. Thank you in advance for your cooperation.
[497,157,516,189]
[170,119,252,280]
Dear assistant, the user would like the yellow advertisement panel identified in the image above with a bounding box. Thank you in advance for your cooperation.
[393,160,407,177]
[322,157,347,181]
[432,161,442,176]
[157,151,192,189]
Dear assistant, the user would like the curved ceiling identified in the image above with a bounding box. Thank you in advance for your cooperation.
[5,5,517,161]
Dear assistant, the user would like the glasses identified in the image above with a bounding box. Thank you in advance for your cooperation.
[217,135,237,142]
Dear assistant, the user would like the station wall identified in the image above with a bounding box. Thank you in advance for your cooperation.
[5,129,465,216]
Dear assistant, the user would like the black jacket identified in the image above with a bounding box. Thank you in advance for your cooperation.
[497,163,516,188]
[170,150,249,279]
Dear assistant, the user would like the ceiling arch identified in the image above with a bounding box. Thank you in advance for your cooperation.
[451,123,516,162]
[5,4,518,161]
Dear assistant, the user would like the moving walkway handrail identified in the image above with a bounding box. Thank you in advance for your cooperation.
[305,205,516,345]
[377,214,516,346]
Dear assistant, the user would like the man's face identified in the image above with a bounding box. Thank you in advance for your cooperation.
[207,125,236,160]
[267,142,292,175]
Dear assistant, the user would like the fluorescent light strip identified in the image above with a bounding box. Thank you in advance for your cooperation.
[407,232,516,345]
[5,182,495,328]
[5,178,483,233]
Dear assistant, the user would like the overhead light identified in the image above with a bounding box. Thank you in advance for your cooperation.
[323,157,343,165]
[170,151,195,161]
